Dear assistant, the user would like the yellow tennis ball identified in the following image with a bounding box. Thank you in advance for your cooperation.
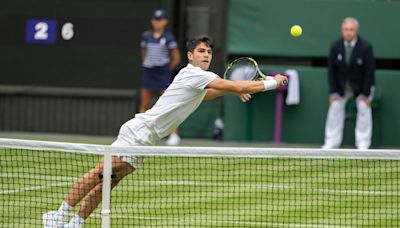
[290,25,302,37]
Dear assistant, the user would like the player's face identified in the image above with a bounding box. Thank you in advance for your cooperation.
[187,43,213,70]
[151,18,168,30]
[342,21,358,42]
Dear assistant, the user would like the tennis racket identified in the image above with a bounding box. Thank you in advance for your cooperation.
[223,57,288,85]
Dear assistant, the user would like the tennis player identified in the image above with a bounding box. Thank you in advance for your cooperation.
[43,35,288,228]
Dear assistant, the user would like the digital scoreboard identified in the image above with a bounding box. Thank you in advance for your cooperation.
[0,16,148,88]
[0,0,172,89]
[26,19,74,44]
[20,17,141,47]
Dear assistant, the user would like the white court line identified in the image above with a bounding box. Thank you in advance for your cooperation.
[2,173,399,196]
[0,182,71,194]
[91,214,349,228]
[0,173,76,181]
[0,173,76,195]
[130,180,400,196]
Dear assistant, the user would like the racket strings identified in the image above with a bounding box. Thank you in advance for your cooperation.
[226,60,258,81]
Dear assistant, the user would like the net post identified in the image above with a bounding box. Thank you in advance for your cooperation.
[101,147,112,228]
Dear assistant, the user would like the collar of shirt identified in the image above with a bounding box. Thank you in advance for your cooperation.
[187,63,203,71]
[344,37,358,48]
[151,30,166,39]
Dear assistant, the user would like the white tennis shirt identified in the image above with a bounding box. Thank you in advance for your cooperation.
[133,63,218,141]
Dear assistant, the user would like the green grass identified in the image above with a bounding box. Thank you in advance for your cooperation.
[0,134,399,227]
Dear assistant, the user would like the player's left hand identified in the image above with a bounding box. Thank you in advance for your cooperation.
[239,94,251,102]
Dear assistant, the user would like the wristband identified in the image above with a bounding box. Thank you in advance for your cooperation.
[263,80,277,91]
[265,76,274,80]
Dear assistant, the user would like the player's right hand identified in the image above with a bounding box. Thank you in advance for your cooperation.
[273,74,288,87]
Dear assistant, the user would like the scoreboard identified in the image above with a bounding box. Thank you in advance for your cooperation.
[19,17,141,47]
[26,19,74,44]
[0,0,173,89]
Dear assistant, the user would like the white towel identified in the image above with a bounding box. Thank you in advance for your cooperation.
[285,69,300,105]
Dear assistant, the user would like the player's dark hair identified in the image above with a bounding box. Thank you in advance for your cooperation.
[186,35,214,53]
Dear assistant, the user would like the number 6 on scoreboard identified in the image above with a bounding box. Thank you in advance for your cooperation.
[61,22,74,40]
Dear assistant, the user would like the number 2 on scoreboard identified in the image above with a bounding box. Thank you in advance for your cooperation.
[34,22,49,40]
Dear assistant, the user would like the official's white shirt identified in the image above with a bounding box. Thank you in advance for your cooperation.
[132,63,218,141]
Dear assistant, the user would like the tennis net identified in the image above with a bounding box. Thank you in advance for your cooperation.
[1,138,399,227]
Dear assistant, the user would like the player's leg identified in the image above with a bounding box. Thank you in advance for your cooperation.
[75,163,134,220]
[43,159,108,227]
[65,162,134,227]
[355,97,372,149]
[43,156,133,227]
[64,156,130,206]
[64,157,134,227]
[323,96,348,148]
[139,88,153,113]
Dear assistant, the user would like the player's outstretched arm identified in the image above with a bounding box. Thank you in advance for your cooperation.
[204,75,287,101]
[206,78,264,94]
[203,89,251,102]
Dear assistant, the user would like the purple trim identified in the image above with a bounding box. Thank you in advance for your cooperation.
[268,72,289,144]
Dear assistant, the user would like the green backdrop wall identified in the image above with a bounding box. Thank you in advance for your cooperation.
[180,100,221,138]
[224,66,400,147]
[226,0,400,147]
[228,0,400,58]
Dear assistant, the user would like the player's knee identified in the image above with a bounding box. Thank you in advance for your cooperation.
[85,168,102,182]
[126,166,135,176]
[98,173,117,182]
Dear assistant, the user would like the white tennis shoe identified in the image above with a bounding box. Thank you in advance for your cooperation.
[64,222,82,228]
[166,133,181,146]
[43,211,65,228]
[64,215,84,228]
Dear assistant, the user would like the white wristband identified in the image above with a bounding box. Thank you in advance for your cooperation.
[265,76,274,80]
[262,80,277,91]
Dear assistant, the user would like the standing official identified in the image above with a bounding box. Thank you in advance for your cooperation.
[140,9,181,145]
[323,17,375,150]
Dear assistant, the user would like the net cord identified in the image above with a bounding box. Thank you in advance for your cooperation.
[1,138,400,160]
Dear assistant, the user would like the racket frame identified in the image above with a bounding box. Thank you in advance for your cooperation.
[223,57,267,81]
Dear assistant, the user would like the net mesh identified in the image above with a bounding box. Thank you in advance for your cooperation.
[1,139,400,227]
[1,147,102,227]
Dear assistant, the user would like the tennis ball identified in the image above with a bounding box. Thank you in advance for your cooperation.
[290,25,302,37]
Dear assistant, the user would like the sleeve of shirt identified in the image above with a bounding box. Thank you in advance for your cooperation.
[188,71,218,90]
[140,32,147,48]
[167,34,178,50]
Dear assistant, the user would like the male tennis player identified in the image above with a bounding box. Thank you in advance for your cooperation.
[43,35,288,228]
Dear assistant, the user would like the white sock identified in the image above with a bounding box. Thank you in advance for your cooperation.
[57,201,72,217]
[70,214,85,225]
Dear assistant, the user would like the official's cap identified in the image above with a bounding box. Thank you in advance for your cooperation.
[152,9,168,19]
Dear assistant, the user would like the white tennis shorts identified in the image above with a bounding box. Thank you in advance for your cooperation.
[111,118,158,169]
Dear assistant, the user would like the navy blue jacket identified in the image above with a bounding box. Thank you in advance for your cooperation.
[328,36,375,97]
